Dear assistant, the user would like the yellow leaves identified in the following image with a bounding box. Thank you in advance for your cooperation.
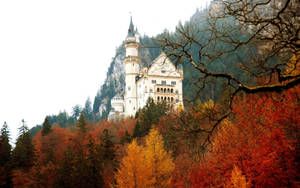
[195,99,215,113]
[227,165,248,188]
[115,139,151,188]
[144,129,175,188]
[286,51,300,76]
[115,129,174,188]
[177,103,184,113]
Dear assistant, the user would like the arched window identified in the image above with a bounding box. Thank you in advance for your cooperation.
[171,97,174,102]
[167,88,170,93]
[168,97,170,101]
[164,88,166,93]
[157,88,159,92]
[164,97,167,101]
[171,89,173,93]
[157,96,160,101]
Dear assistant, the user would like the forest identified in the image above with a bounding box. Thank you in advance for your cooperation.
[1,0,299,187]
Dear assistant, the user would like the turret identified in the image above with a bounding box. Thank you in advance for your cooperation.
[124,17,141,117]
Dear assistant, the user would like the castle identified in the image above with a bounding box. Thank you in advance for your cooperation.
[108,18,184,120]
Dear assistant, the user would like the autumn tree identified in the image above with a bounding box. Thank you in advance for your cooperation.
[225,165,248,188]
[144,129,175,188]
[115,129,174,188]
[115,139,151,188]
[158,0,300,146]
[189,86,300,187]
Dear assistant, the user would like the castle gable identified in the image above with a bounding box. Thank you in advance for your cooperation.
[148,53,180,77]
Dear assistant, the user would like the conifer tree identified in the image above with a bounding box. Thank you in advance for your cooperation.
[54,147,75,187]
[82,97,93,121]
[41,117,51,136]
[133,98,168,138]
[120,130,131,145]
[99,129,115,162]
[0,122,11,166]
[0,121,13,188]
[72,105,82,120]
[11,120,35,170]
[77,113,86,133]
[86,135,104,188]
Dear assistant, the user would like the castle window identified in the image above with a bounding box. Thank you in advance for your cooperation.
[161,80,166,85]
[161,70,166,74]
[171,81,176,85]
[152,80,156,84]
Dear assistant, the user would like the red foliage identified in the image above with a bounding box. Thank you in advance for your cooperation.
[189,86,300,187]
[34,126,73,163]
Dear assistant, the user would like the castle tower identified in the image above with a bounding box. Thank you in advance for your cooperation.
[124,17,140,117]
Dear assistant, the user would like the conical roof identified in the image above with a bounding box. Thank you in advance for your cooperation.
[127,16,135,37]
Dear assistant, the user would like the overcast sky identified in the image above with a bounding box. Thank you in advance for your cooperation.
[0,0,211,142]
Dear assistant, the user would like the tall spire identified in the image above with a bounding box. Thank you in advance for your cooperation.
[127,16,135,37]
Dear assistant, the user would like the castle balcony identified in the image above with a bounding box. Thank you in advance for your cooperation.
[154,85,178,104]
[154,85,176,95]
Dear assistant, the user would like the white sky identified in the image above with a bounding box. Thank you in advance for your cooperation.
[0,0,211,142]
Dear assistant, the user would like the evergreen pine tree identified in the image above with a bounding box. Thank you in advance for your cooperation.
[0,122,11,166]
[133,98,168,137]
[11,119,35,170]
[85,135,104,188]
[54,147,75,187]
[41,117,51,136]
[77,113,86,133]
[0,121,13,188]
[121,130,132,145]
[82,97,93,121]
[99,129,115,162]
[72,105,82,120]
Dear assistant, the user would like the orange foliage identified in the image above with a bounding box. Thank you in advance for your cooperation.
[189,86,300,187]
[34,126,73,163]
[115,139,151,188]
[115,129,174,188]
[226,165,248,188]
